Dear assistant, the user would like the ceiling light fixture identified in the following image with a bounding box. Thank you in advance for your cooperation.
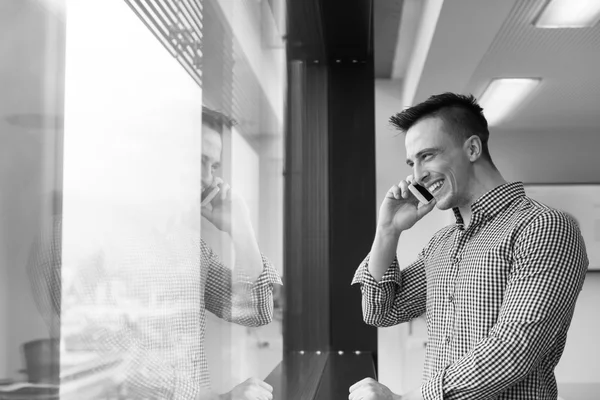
[479,78,541,127]
[534,0,600,28]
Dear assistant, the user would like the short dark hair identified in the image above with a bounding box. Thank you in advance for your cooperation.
[389,93,493,163]
[202,106,236,134]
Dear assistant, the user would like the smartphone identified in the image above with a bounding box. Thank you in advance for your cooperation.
[408,183,434,204]
[201,186,220,207]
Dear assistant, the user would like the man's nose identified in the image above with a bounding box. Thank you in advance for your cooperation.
[413,166,430,185]
[201,167,213,188]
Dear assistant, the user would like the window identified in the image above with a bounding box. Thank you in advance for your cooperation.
[0,0,285,398]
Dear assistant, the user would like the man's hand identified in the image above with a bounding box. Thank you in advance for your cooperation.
[349,378,400,400]
[220,378,273,400]
[377,175,436,236]
[201,179,250,234]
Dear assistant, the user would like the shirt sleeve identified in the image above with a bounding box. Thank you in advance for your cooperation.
[203,240,282,327]
[421,210,588,400]
[350,249,428,328]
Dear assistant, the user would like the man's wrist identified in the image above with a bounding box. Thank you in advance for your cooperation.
[374,226,402,247]
[375,225,402,240]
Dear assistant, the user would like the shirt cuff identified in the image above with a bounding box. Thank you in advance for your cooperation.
[350,253,401,288]
[236,254,283,287]
[421,369,445,400]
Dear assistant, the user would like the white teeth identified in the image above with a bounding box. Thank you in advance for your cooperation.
[428,180,444,193]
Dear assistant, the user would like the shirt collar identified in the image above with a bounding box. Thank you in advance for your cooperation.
[452,181,525,223]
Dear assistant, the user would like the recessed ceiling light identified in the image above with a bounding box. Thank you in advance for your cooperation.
[479,78,541,127]
[534,0,600,28]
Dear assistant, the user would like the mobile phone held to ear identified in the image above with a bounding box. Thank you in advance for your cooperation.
[201,186,220,207]
[408,183,434,204]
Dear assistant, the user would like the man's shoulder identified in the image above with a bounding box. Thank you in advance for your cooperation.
[504,196,581,239]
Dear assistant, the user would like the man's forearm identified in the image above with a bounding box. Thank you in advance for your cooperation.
[231,216,263,282]
[368,228,401,282]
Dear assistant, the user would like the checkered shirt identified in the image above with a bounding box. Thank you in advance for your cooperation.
[27,219,282,399]
[352,182,588,399]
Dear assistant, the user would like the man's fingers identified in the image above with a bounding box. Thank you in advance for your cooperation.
[349,377,373,393]
[416,197,437,219]
[255,379,273,392]
[388,185,401,200]
[200,207,212,219]
[252,386,273,400]
[348,386,369,400]
[398,180,410,199]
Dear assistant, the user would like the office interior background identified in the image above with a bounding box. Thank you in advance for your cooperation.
[0,0,599,399]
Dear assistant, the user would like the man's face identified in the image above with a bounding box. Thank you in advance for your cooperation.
[405,117,472,210]
[201,125,222,192]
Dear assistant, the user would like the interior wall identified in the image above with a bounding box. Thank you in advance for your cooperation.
[375,80,600,394]
[489,128,600,184]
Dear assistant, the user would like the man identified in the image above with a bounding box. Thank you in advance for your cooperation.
[349,93,588,400]
[27,108,281,400]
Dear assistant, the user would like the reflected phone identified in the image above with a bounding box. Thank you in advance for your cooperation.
[201,186,220,207]
[408,183,434,204]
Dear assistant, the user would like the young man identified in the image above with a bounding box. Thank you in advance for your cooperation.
[27,108,281,400]
[349,93,588,400]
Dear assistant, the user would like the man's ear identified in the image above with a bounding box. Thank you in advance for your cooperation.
[463,135,483,162]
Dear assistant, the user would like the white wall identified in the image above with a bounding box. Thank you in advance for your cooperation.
[374,80,600,394]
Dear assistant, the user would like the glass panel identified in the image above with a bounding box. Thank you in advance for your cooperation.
[201,0,286,395]
[0,0,65,394]
[1,0,285,398]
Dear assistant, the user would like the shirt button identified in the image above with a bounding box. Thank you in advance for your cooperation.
[445,335,452,344]
[447,293,454,303]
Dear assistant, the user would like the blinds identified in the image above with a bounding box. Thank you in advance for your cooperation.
[124,0,204,87]
[124,0,278,139]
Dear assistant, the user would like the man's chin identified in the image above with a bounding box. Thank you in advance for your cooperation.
[433,195,453,211]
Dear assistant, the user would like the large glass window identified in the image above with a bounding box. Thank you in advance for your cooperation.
[0,0,285,398]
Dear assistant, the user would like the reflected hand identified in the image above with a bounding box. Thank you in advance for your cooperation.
[201,179,249,234]
[349,378,401,400]
[220,378,273,400]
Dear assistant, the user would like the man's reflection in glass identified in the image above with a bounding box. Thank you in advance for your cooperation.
[26,108,282,400]
[198,107,281,400]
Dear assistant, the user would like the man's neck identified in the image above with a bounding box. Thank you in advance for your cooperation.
[458,165,507,228]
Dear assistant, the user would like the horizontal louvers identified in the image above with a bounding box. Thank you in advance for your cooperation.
[124,0,204,87]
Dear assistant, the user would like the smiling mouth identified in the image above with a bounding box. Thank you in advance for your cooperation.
[427,180,445,194]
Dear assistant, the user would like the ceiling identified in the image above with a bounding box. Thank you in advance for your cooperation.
[6,0,600,134]
[376,0,600,132]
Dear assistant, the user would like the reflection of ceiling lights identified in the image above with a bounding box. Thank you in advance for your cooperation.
[4,113,64,130]
[479,78,541,127]
[534,0,600,28]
